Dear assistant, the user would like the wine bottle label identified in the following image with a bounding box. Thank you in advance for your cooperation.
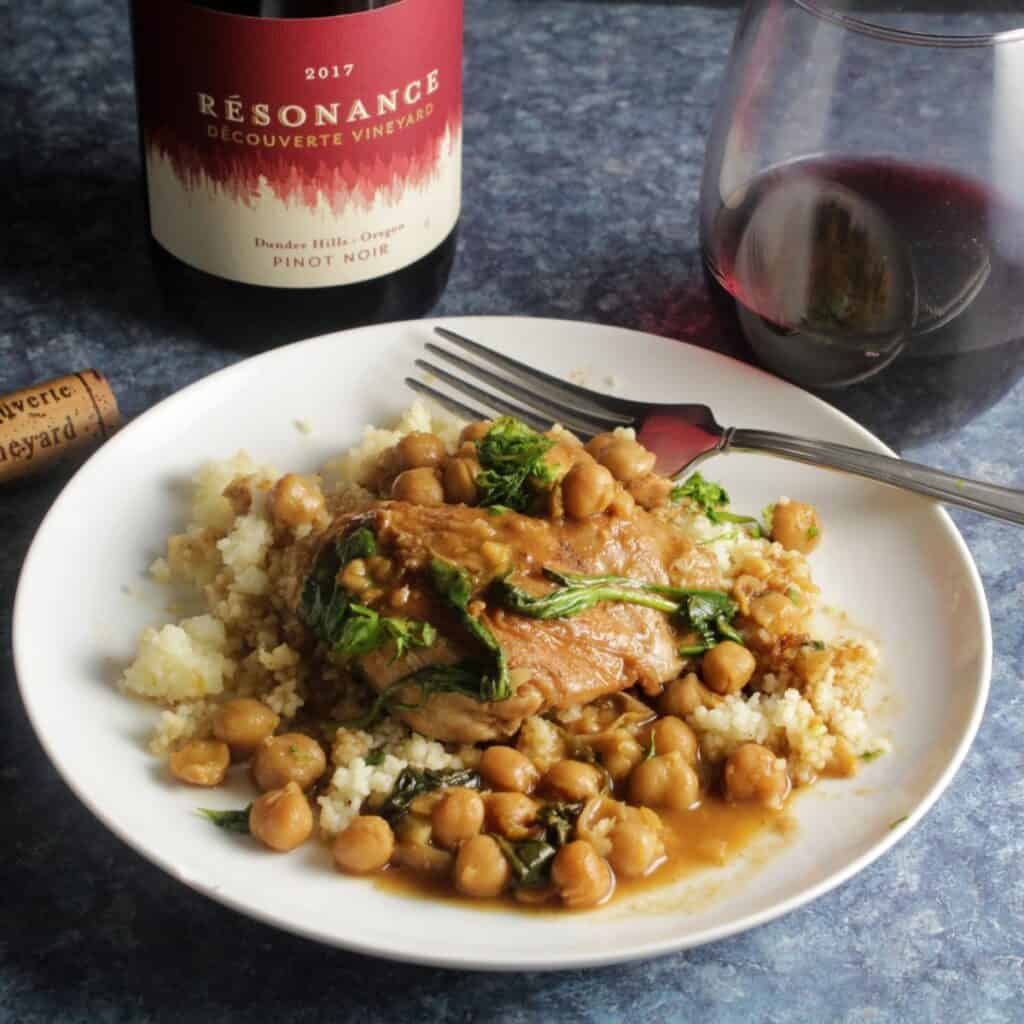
[132,0,462,289]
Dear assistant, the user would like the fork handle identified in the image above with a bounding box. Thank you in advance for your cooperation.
[726,427,1024,526]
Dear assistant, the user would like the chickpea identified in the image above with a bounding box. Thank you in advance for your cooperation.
[453,835,511,898]
[659,673,721,717]
[608,821,665,879]
[366,445,402,493]
[270,473,326,528]
[584,432,619,460]
[562,461,616,519]
[828,736,859,778]
[542,442,580,484]
[770,500,822,554]
[749,590,802,633]
[212,698,280,759]
[395,812,434,846]
[390,467,445,506]
[333,815,395,874]
[169,739,230,787]
[250,782,313,852]
[480,541,511,573]
[431,788,485,849]
[646,716,698,765]
[597,440,656,484]
[543,760,605,802]
[607,488,636,518]
[629,752,700,811]
[591,729,644,782]
[724,743,791,809]
[366,556,395,586]
[252,733,326,791]
[396,431,447,471]
[340,557,371,594]
[480,746,540,793]
[551,841,613,909]
[223,477,253,516]
[702,641,757,695]
[627,472,673,510]
[443,456,480,505]
[485,792,538,839]
[460,420,493,445]
[392,842,453,874]
[546,427,583,447]
[795,643,831,687]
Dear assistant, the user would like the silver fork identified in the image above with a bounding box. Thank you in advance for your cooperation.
[405,326,1024,526]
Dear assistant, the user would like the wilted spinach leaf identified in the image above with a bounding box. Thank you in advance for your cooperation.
[536,801,584,848]
[299,526,435,662]
[429,559,511,703]
[493,836,558,888]
[377,766,483,823]
[199,806,251,834]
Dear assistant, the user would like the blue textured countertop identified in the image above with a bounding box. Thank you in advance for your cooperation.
[3,2,1023,1021]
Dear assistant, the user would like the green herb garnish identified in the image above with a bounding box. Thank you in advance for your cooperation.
[806,640,827,651]
[474,417,557,511]
[376,766,483,823]
[365,749,386,766]
[199,806,252,834]
[806,525,820,540]
[786,587,803,606]
[299,526,435,662]
[671,472,760,532]
[686,591,745,649]
[860,749,884,762]
[889,814,909,830]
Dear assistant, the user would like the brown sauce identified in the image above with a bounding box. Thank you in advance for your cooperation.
[373,796,794,913]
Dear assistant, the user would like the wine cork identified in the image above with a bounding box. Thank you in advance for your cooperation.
[0,371,121,484]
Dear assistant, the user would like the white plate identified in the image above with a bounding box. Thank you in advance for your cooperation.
[13,317,990,970]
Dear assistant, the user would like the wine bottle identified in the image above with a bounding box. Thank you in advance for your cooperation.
[130,0,462,346]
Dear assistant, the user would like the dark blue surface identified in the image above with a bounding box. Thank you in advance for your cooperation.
[2,2,1023,1021]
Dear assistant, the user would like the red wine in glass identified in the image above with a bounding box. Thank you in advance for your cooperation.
[703,157,1024,439]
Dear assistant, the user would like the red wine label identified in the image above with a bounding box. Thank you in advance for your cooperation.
[133,0,462,288]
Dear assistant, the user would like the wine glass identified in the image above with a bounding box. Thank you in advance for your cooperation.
[700,1,1024,441]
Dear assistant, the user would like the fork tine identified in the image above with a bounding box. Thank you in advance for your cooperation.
[434,326,639,422]
[423,344,618,436]
[404,378,489,424]
[412,360,555,434]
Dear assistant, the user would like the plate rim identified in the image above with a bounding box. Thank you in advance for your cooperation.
[12,315,993,970]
